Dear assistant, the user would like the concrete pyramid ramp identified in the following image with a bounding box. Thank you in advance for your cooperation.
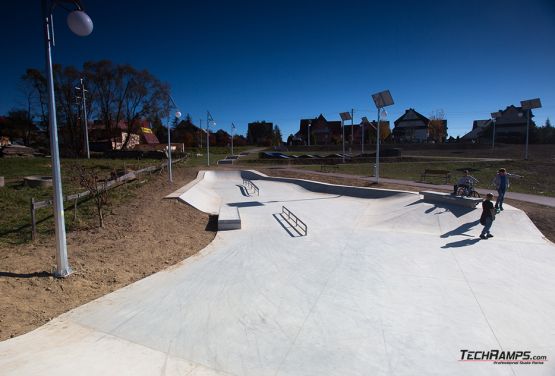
[1,170,554,375]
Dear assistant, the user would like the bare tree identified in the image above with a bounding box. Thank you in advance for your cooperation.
[75,165,109,228]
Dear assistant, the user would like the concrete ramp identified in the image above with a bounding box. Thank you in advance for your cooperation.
[3,169,554,376]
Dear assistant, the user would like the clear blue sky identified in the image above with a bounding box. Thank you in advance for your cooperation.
[1,0,554,138]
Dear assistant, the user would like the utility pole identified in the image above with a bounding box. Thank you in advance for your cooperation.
[75,78,90,159]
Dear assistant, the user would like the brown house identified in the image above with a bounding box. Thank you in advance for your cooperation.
[463,105,535,143]
[296,114,341,145]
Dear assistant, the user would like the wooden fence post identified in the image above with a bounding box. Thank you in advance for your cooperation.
[30,198,37,241]
[73,197,78,222]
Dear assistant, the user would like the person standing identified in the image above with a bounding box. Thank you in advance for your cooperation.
[479,193,495,239]
[492,168,522,212]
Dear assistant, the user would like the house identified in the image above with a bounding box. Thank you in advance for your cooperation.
[461,120,492,142]
[462,105,535,143]
[392,108,447,143]
[295,114,341,145]
[247,121,273,146]
[89,119,157,151]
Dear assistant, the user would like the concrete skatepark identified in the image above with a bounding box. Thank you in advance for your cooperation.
[1,170,554,375]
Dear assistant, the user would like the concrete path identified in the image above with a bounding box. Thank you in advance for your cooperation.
[280,167,555,207]
[1,170,554,375]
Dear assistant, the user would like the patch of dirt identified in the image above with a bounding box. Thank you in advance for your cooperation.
[0,165,215,341]
[259,168,555,243]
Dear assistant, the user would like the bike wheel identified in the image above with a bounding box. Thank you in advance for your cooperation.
[456,187,466,196]
[471,190,481,198]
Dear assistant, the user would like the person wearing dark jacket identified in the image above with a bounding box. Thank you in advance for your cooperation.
[480,193,496,239]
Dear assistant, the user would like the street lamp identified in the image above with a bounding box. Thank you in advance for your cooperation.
[231,123,236,156]
[520,98,542,160]
[206,111,214,166]
[339,112,352,163]
[490,111,501,150]
[371,90,394,183]
[42,0,93,278]
[307,120,311,147]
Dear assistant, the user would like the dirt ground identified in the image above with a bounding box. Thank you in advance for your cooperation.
[0,165,215,341]
[259,167,555,244]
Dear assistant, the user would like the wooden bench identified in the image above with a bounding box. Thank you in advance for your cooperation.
[321,165,339,173]
[420,169,451,184]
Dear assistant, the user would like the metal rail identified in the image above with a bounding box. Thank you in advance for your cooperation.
[242,178,259,196]
[281,206,307,236]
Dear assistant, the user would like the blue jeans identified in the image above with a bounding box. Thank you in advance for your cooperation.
[481,217,493,236]
[496,187,506,209]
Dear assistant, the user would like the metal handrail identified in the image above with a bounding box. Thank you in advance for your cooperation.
[281,206,307,236]
[242,178,259,196]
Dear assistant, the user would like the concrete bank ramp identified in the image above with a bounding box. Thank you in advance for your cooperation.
[2,169,554,376]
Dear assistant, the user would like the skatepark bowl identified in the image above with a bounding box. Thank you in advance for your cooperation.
[1,169,554,375]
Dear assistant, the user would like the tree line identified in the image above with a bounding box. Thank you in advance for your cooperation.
[0,60,268,155]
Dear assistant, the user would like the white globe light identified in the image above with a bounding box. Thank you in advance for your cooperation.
[67,11,94,37]
[175,111,182,118]
[380,109,388,118]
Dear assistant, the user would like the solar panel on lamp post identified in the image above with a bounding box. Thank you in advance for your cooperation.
[371,90,394,184]
[42,0,93,278]
[520,98,542,160]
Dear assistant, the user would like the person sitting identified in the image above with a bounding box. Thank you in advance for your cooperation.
[453,170,479,195]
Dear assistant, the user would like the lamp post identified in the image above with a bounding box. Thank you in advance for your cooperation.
[75,78,89,158]
[371,90,394,184]
[42,0,93,278]
[231,122,236,156]
[166,95,181,183]
[206,111,214,166]
[490,111,501,151]
[307,120,311,147]
[339,112,352,163]
[520,98,542,160]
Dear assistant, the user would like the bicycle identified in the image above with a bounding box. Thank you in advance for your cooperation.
[456,183,480,198]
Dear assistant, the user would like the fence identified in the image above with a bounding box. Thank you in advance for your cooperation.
[29,158,184,240]
[242,178,260,196]
[281,206,308,236]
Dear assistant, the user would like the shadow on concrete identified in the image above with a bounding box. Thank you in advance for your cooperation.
[272,213,303,238]
[441,220,480,238]
[227,201,264,208]
[441,238,481,249]
[0,271,51,278]
[407,199,475,218]
[236,184,249,197]
[264,195,341,204]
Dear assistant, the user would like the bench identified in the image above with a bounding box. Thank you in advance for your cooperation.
[420,191,482,208]
[218,205,241,230]
[420,169,451,184]
[321,165,339,173]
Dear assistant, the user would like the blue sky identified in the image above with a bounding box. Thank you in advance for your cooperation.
[1,0,554,138]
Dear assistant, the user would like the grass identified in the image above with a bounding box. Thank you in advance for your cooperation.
[0,157,165,245]
[298,159,554,196]
[182,146,253,167]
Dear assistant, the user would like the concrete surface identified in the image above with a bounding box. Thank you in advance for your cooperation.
[1,169,554,376]
[281,167,555,208]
